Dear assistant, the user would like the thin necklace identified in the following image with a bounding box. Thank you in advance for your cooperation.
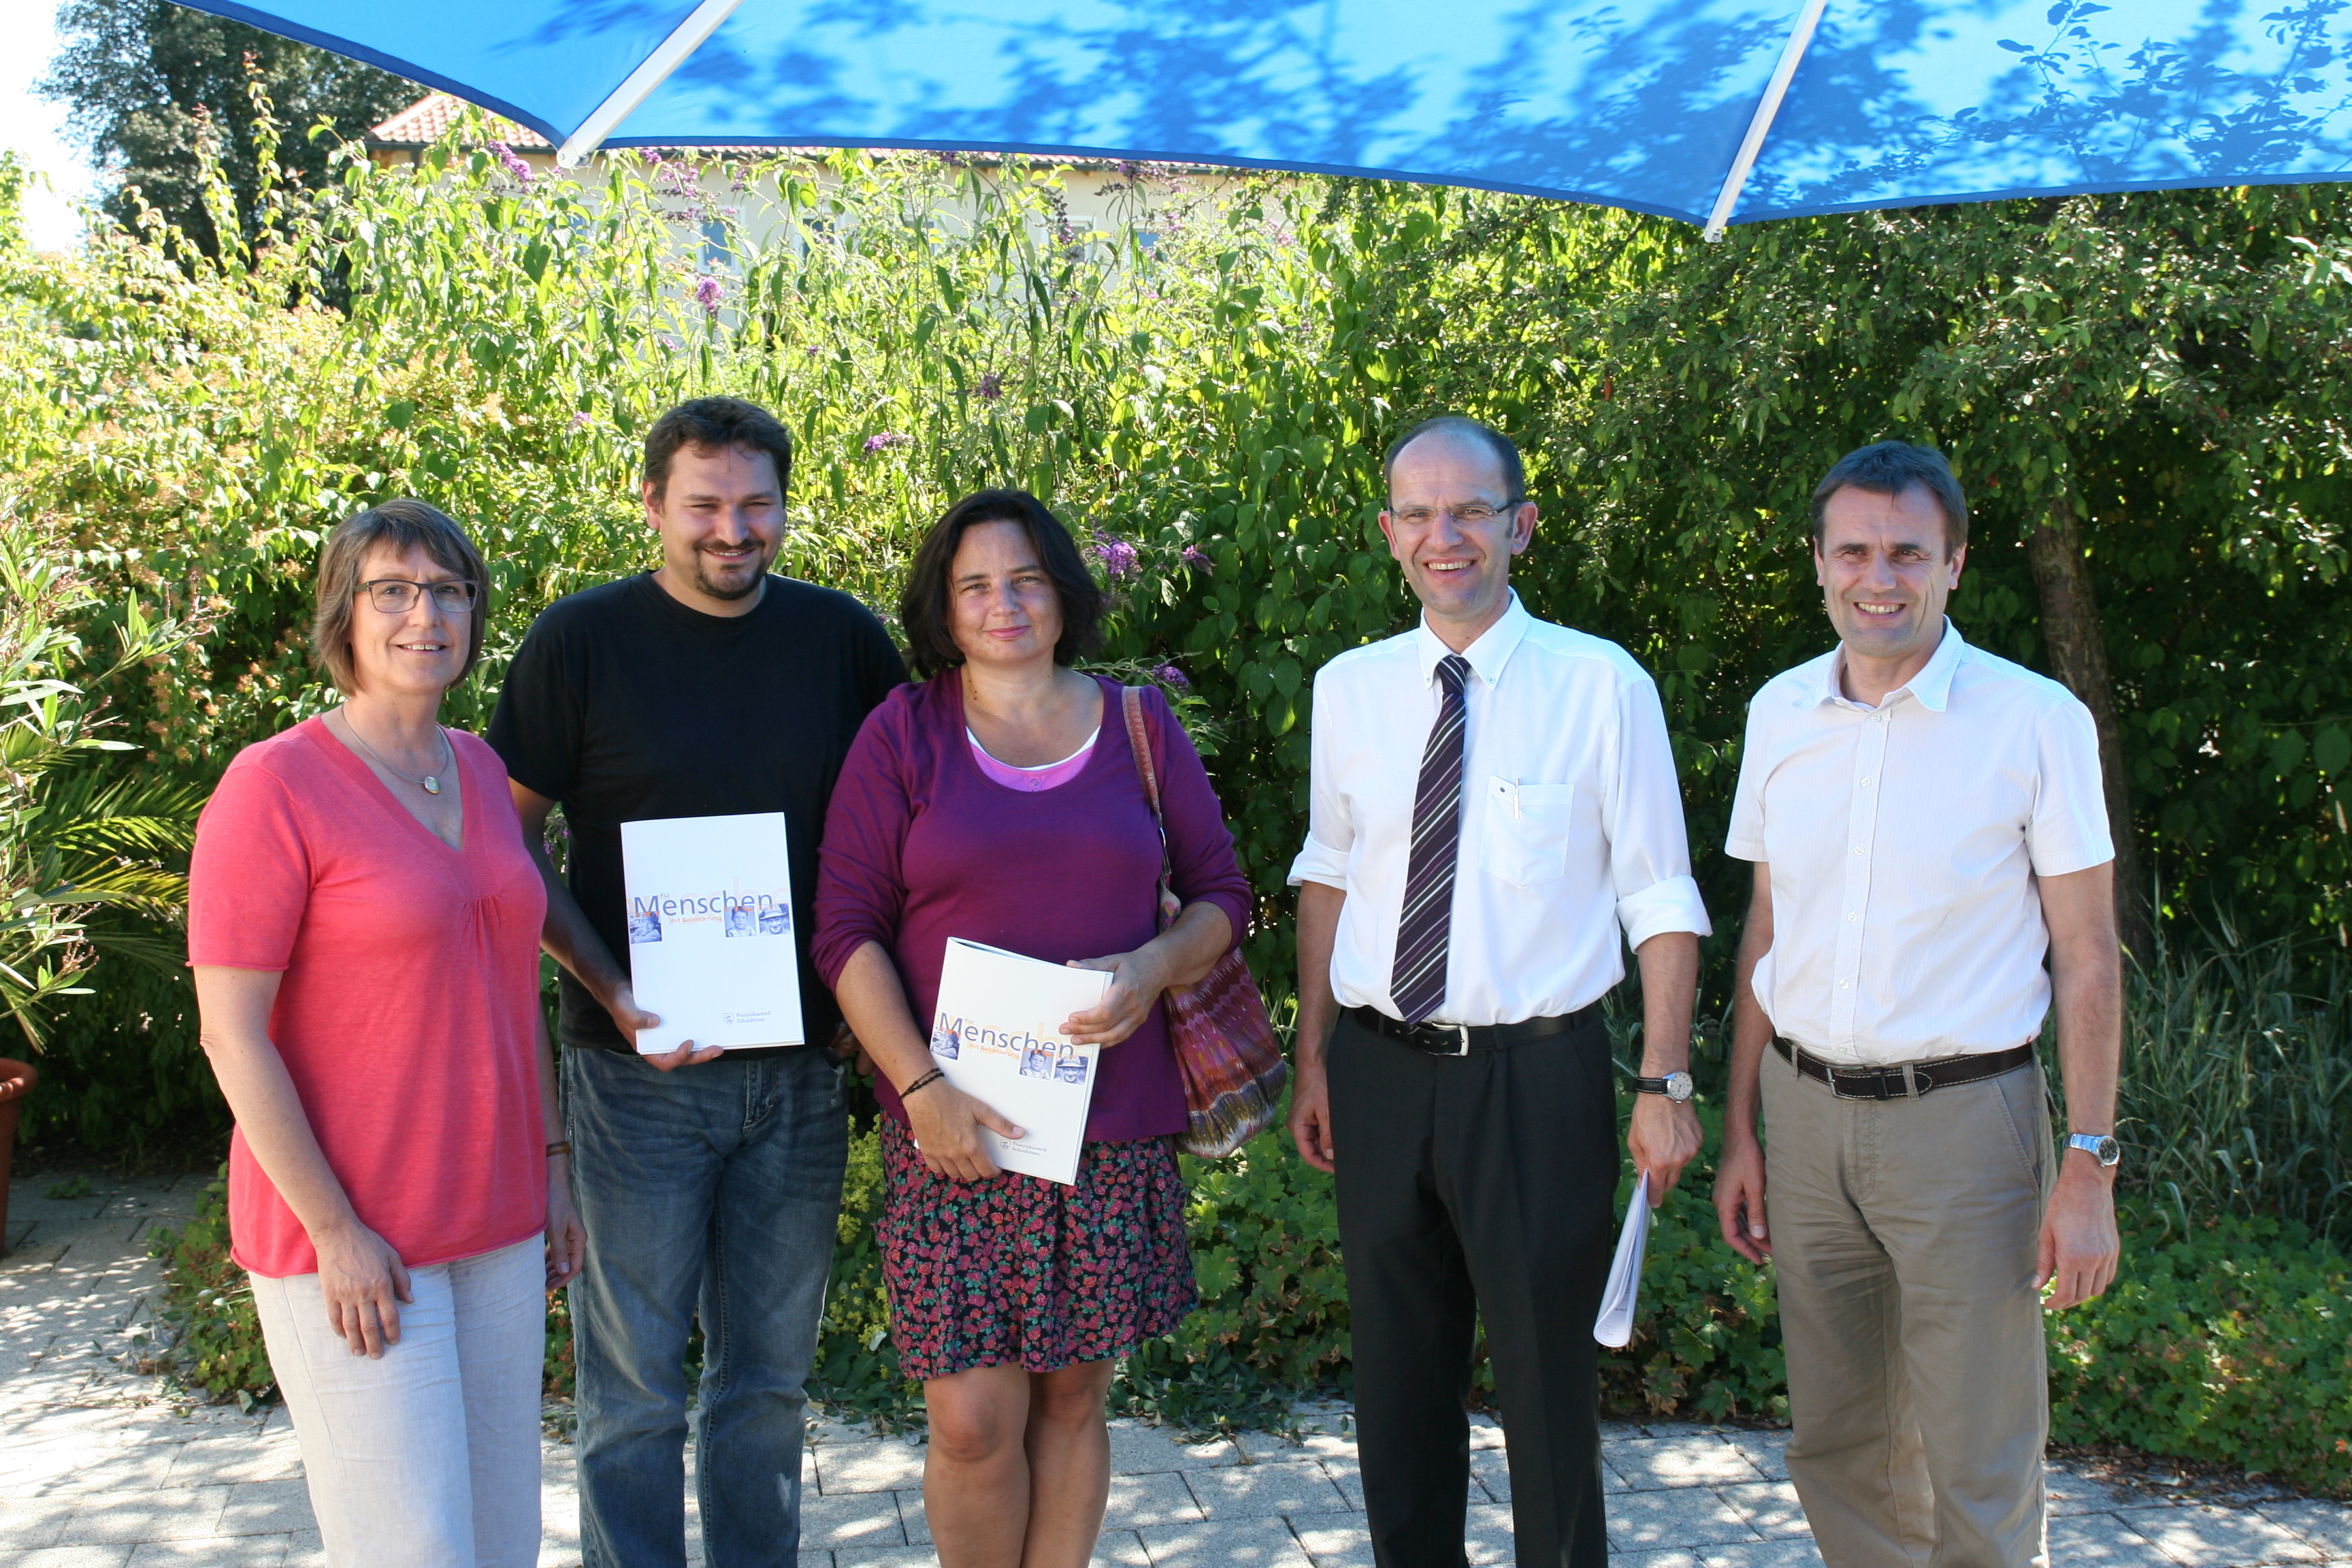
[338,709,453,796]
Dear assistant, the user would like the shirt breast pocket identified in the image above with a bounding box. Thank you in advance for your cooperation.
[1478,778,1578,889]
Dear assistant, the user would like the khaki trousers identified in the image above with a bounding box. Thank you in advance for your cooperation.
[1761,1054,2053,1568]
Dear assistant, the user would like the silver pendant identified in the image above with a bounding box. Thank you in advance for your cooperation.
[423,776,442,796]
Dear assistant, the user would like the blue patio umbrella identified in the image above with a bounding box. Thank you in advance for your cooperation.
[183,0,2352,235]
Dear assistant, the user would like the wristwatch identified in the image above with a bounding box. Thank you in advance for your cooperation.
[1631,1070,1695,1103]
[2065,1131,2122,1168]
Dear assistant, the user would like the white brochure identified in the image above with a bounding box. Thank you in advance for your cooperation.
[1593,1171,1652,1348]
[925,938,1111,1186]
[620,812,804,1056]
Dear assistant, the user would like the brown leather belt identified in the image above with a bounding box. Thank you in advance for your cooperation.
[1348,1003,1599,1057]
[1774,1037,2034,1100]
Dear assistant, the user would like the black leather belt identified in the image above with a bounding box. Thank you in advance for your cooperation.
[1774,1037,2034,1100]
[1347,1004,1598,1057]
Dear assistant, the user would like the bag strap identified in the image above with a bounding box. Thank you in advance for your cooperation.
[1122,686,1182,929]
[1122,684,1164,821]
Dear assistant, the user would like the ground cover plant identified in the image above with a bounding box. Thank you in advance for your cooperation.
[16,99,2352,1480]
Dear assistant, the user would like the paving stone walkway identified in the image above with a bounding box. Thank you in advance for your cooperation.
[5,1171,2349,1567]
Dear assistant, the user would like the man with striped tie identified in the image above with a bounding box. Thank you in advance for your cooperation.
[1288,415,1712,1568]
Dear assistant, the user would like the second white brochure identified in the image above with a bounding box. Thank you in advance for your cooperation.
[621,812,805,1056]
[926,938,1112,1185]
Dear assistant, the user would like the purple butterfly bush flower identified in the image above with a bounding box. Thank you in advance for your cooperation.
[1152,663,1190,689]
[1180,544,1210,571]
[1087,529,1139,581]
[694,275,723,314]
[864,431,911,453]
[568,410,591,430]
[489,141,533,186]
[975,372,1004,402]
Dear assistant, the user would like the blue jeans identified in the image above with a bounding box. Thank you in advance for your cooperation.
[564,1045,846,1568]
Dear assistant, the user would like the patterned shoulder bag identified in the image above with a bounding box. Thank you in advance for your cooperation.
[1122,686,1288,1158]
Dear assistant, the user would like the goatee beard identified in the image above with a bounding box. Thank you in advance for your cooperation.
[694,550,766,601]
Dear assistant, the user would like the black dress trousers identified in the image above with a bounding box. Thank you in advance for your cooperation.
[1327,1007,1620,1568]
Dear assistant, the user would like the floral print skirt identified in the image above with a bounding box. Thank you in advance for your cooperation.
[878,1117,1198,1381]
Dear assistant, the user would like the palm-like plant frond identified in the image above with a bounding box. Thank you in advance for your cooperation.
[1,536,207,1047]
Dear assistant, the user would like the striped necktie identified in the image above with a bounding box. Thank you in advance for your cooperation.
[1390,653,1470,1026]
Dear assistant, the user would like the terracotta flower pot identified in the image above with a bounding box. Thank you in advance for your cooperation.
[0,1058,37,1260]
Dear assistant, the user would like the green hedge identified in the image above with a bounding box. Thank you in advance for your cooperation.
[16,120,2352,1164]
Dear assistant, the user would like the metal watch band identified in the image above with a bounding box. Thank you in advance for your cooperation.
[2066,1131,2122,1167]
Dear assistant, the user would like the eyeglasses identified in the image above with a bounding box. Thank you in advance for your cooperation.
[359,578,480,613]
[1387,500,1524,529]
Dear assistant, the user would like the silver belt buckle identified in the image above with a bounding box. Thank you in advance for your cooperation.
[1447,1023,1471,1056]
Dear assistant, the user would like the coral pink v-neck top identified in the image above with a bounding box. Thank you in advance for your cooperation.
[188,717,549,1279]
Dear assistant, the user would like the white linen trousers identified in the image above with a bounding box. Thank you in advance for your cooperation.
[250,1234,544,1567]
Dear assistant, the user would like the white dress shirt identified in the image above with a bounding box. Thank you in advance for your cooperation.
[1289,593,1710,1026]
[1725,621,2113,1065]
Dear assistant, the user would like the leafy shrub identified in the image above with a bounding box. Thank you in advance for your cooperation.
[18,105,2352,1161]
[1600,1103,1785,1424]
[0,534,206,1049]
[808,1125,926,1432]
[1169,1126,1349,1389]
[146,1164,274,1407]
[2050,1208,2352,1496]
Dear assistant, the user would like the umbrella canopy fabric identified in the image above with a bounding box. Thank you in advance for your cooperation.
[188,0,2352,231]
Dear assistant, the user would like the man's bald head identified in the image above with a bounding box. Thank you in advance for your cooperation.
[1382,415,1525,502]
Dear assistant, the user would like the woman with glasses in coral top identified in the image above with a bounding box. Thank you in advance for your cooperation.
[189,500,581,1568]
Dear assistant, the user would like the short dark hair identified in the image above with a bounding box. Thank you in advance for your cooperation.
[643,396,794,502]
[310,499,489,695]
[1810,442,1969,555]
[1382,414,1526,502]
[898,490,1105,680]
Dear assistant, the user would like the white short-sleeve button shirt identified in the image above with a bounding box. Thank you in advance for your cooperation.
[1725,621,2113,1064]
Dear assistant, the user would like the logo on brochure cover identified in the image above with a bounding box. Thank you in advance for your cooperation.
[760,906,789,936]
[627,911,662,944]
[929,1017,962,1058]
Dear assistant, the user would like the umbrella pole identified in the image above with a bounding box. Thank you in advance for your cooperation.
[556,0,747,167]
[1701,0,1829,242]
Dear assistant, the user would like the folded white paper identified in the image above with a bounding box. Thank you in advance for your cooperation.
[925,938,1111,1185]
[621,813,804,1056]
[1593,1171,1652,1348]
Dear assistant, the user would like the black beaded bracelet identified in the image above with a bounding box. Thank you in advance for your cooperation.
[901,1067,947,1099]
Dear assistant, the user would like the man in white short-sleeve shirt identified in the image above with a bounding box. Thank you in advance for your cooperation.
[1714,442,2123,1568]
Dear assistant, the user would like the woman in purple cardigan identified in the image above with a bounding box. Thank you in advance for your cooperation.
[814,490,1250,1568]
